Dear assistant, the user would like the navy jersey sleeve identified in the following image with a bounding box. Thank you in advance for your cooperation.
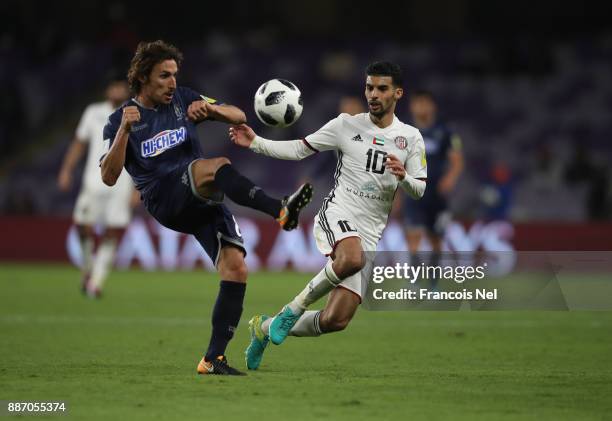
[103,109,122,143]
[178,86,201,104]
[178,86,222,106]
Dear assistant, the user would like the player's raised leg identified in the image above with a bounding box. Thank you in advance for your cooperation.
[190,158,312,231]
[197,245,247,376]
[266,237,364,345]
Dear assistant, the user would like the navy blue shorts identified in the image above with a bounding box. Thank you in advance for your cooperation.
[143,161,245,266]
[404,193,450,236]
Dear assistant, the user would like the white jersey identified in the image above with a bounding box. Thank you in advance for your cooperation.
[306,113,427,244]
[249,112,426,297]
[72,101,134,227]
[76,101,132,194]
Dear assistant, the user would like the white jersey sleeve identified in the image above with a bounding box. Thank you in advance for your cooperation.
[249,137,315,160]
[303,116,343,152]
[249,115,344,160]
[75,105,95,143]
[405,131,427,179]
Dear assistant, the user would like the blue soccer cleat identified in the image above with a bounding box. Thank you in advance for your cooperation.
[245,315,270,370]
[269,306,302,345]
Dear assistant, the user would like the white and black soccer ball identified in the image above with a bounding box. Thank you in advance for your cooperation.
[254,79,303,128]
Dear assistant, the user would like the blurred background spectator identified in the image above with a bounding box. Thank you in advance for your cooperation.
[1,0,611,223]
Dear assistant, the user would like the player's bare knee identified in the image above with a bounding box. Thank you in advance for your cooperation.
[219,255,248,282]
[194,158,231,188]
[213,157,231,173]
[191,160,212,188]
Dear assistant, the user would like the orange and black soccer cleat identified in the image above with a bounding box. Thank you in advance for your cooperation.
[276,183,313,231]
[197,355,246,376]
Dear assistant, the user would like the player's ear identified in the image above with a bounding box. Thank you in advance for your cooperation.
[395,87,404,100]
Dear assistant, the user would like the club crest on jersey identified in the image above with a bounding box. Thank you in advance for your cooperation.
[173,104,184,120]
[394,136,408,150]
[373,137,385,146]
[141,127,186,158]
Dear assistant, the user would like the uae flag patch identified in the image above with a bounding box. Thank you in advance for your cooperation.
[372,137,385,146]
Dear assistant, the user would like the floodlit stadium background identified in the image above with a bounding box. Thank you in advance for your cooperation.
[1,3,612,420]
[1,0,611,262]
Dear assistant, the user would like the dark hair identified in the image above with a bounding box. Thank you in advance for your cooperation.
[127,40,183,94]
[365,61,403,87]
[410,89,435,101]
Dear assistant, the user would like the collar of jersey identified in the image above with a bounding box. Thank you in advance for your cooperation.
[131,97,159,111]
[365,113,398,131]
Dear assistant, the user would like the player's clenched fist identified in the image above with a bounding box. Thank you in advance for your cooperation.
[188,100,212,122]
[120,106,140,130]
[384,153,406,180]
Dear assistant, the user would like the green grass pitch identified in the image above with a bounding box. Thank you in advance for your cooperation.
[1,264,611,420]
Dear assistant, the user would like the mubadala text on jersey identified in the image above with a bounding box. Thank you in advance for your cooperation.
[372,288,498,301]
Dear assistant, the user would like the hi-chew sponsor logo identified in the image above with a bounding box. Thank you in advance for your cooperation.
[141,127,186,158]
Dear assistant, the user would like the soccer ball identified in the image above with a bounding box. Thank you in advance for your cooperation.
[254,79,303,128]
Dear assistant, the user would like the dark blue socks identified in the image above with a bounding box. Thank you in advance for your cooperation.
[205,280,247,361]
[213,164,281,217]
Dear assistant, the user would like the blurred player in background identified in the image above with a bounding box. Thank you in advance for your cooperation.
[58,76,135,299]
[338,95,366,116]
[404,90,463,286]
[101,40,312,375]
[230,62,427,370]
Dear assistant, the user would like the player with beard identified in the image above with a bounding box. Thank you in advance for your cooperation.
[230,62,428,370]
[101,40,313,375]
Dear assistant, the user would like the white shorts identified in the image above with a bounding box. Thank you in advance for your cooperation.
[73,186,132,228]
[313,203,378,299]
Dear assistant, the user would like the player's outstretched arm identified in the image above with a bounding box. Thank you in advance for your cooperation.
[229,124,316,161]
[229,124,256,148]
[188,100,246,125]
[101,106,139,186]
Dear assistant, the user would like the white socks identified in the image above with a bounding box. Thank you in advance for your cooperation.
[287,259,342,314]
[261,259,342,337]
[89,239,117,291]
[289,311,323,337]
[262,317,272,335]
[261,311,323,337]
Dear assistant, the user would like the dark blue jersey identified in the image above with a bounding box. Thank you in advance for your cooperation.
[417,121,461,184]
[102,86,217,197]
